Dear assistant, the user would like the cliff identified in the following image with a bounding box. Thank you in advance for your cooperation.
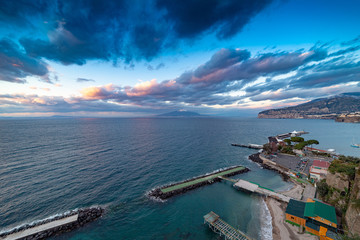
[320,157,360,236]
[258,92,360,119]
[345,168,360,236]
[335,114,360,123]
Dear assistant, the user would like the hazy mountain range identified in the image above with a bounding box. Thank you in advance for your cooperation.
[258,92,360,120]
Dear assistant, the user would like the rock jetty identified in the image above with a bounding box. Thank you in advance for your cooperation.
[0,206,104,240]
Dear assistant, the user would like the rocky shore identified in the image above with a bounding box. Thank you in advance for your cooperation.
[249,153,289,181]
[0,206,104,240]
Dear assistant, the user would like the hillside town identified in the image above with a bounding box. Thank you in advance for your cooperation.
[245,130,360,240]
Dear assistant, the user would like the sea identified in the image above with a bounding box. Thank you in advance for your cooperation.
[0,118,359,240]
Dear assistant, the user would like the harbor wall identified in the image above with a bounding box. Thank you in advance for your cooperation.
[148,166,250,200]
[0,207,104,240]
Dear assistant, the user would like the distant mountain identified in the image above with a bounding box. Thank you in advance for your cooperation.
[258,92,360,120]
[157,110,204,117]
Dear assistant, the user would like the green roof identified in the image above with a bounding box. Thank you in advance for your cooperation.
[285,199,306,219]
[304,200,337,224]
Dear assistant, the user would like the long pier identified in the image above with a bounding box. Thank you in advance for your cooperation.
[204,211,253,240]
[233,179,290,202]
[148,166,249,200]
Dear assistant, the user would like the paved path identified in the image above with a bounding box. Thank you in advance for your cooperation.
[302,184,316,201]
[3,214,78,240]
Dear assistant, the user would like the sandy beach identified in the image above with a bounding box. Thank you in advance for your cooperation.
[265,198,317,240]
[280,182,304,200]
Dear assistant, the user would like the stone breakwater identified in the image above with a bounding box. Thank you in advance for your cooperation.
[148,166,250,200]
[0,206,104,240]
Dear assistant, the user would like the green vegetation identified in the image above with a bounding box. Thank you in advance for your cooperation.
[290,136,304,142]
[311,151,331,157]
[306,139,319,146]
[263,143,272,154]
[280,145,295,155]
[339,234,360,240]
[285,220,300,227]
[282,138,319,150]
[328,159,357,180]
[317,180,329,197]
[294,141,307,150]
[284,139,292,146]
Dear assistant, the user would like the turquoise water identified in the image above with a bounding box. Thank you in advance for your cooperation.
[0,118,358,239]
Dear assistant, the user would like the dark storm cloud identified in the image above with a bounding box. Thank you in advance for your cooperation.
[0,38,49,83]
[156,0,273,39]
[0,0,274,68]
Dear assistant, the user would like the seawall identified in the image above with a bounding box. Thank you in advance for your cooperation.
[0,207,104,240]
[148,166,250,200]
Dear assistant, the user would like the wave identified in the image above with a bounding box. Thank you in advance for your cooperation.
[260,199,273,240]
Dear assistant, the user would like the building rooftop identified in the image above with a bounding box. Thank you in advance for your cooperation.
[285,199,306,218]
[312,160,330,169]
[304,200,337,224]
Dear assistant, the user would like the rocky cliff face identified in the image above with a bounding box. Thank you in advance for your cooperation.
[335,115,360,123]
[258,93,360,119]
[345,168,360,236]
[326,172,350,192]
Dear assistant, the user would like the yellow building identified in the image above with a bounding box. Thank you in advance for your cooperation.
[285,199,338,240]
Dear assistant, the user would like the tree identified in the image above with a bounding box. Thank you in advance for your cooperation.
[306,139,319,149]
[284,139,292,146]
[291,136,304,142]
[317,181,329,198]
[307,139,319,145]
[263,143,272,154]
[294,142,307,150]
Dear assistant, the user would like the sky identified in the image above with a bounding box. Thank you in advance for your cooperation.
[1,0,360,117]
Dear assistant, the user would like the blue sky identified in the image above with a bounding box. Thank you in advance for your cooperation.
[1,0,360,117]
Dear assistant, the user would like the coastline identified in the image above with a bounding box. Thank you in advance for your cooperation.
[265,198,317,240]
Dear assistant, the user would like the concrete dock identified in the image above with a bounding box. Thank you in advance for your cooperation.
[233,179,290,203]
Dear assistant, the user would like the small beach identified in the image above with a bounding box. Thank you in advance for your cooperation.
[265,198,317,240]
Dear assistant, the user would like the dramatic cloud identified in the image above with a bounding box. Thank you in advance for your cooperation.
[156,0,273,39]
[0,0,274,67]
[0,38,49,83]
[2,37,360,115]
[72,41,360,111]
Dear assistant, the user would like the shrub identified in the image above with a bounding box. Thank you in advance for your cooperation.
[328,159,356,180]
[317,180,329,197]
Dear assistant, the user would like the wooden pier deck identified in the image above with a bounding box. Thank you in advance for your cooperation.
[204,211,253,240]
[234,179,290,202]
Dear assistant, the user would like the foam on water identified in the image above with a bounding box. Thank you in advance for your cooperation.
[260,199,273,240]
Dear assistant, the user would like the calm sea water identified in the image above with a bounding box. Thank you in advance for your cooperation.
[0,118,359,240]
